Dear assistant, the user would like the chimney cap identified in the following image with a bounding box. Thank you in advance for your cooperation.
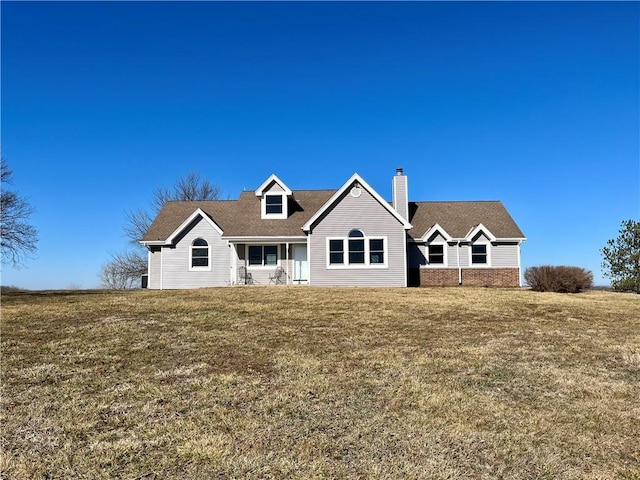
[395,168,404,175]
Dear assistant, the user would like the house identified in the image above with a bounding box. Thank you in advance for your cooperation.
[141,169,526,288]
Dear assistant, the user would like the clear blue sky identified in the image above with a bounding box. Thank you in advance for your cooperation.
[2,1,638,289]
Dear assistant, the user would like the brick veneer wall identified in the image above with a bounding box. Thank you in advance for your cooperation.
[419,268,520,287]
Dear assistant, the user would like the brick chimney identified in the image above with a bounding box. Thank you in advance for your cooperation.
[392,168,409,221]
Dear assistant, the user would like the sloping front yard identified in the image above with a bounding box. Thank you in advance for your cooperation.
[2,287,639,479]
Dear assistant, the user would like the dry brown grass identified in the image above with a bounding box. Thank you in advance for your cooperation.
[2,287,639,479]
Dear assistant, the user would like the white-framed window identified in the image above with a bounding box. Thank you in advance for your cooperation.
[327,230,387,268]
[265,195,283,214]
[190,238,211,270]
[471,243,490,265]
[248,245,279,267]
[261,193,287,219]
[428,244,445,265]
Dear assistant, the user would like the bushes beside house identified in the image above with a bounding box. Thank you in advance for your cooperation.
[524,266,593,293]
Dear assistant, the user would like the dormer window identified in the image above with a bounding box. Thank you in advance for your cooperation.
[265,195,283,214]
[256,174,292,219]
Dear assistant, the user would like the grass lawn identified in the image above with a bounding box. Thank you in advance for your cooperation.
[2,287,639,479]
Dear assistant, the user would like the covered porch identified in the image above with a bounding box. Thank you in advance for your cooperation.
[227,238,309,285]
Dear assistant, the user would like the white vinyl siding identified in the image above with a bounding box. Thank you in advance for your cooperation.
[150,216,229,289]
[148,247,162,289]
[309,187,406,286]
[491,243,520,267]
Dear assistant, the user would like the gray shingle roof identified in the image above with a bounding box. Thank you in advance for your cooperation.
[142,190,336,242]
[407,201,525,239]
[142,192,525,243]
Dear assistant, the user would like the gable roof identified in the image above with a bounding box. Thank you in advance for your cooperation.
[141,176,525,244]
[141,190,336,243]
[408,201,525,240]
[255,174,292,196]
[302,173,412,232]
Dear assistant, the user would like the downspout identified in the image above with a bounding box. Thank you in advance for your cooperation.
[286,242,289,285]
[160,246,164,290]
[517,240,523,287]
[457,240,462,285]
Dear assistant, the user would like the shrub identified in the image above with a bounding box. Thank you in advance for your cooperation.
[524,266,593,293]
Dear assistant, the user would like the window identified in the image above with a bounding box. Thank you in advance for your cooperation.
[329,239,344,264]
[369,239,384,264]
[265,195,283,214]
[327,231,386,267]
[428,244,444,264]
[191,238,210,269]
[472,244,487,264]
[248,245,278,266]
[348,230,365,264]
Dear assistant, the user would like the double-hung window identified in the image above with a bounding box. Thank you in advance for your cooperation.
[471,244,488,264]
[369,239,385,264]
[428,244,444,264]
[328,230,386,267]
[265,195,283,214]
[190,238,210,270]
[329,239,344,264]
[248,245,278,266]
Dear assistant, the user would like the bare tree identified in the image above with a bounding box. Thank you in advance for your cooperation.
[102,172,222,289]
[99,250,148,290]
[125,172,222,245]
[1,159,38,267]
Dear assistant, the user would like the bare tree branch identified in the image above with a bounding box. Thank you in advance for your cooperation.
[99,250,147,290]
[126,172,222,244]
[1,158,38,267]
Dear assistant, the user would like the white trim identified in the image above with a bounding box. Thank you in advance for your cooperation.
[468,241,492,267]
[255,174,292,196]
[302,173,412,232]
[164,208,223,245]
[425,241,448,268]
[421,223,453,242]
[247,244,280,268]
[189,237,212,272]
[402,233,408,287]
[457,241,462,284]
[225,236,307,242]
[261,193,288,219]
[517,239,523,287]
[325,235,388,269]
[307,237,312,285]
[465,223,496,242]
[160,247,164,290]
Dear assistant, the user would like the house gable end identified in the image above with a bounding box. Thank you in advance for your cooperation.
[142,208,224,246]
[302,173,412,232]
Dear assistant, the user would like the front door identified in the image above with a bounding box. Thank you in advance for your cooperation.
[293,245,308,284]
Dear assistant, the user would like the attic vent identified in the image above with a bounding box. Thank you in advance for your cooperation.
[350,186,362,198]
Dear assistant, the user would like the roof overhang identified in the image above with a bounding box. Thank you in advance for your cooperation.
[223,236,308,243]
[255,174,292,196]
[140,208,223,246]
[465,223,497,242]
[420,223,453,242]
[302,173,412,232]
